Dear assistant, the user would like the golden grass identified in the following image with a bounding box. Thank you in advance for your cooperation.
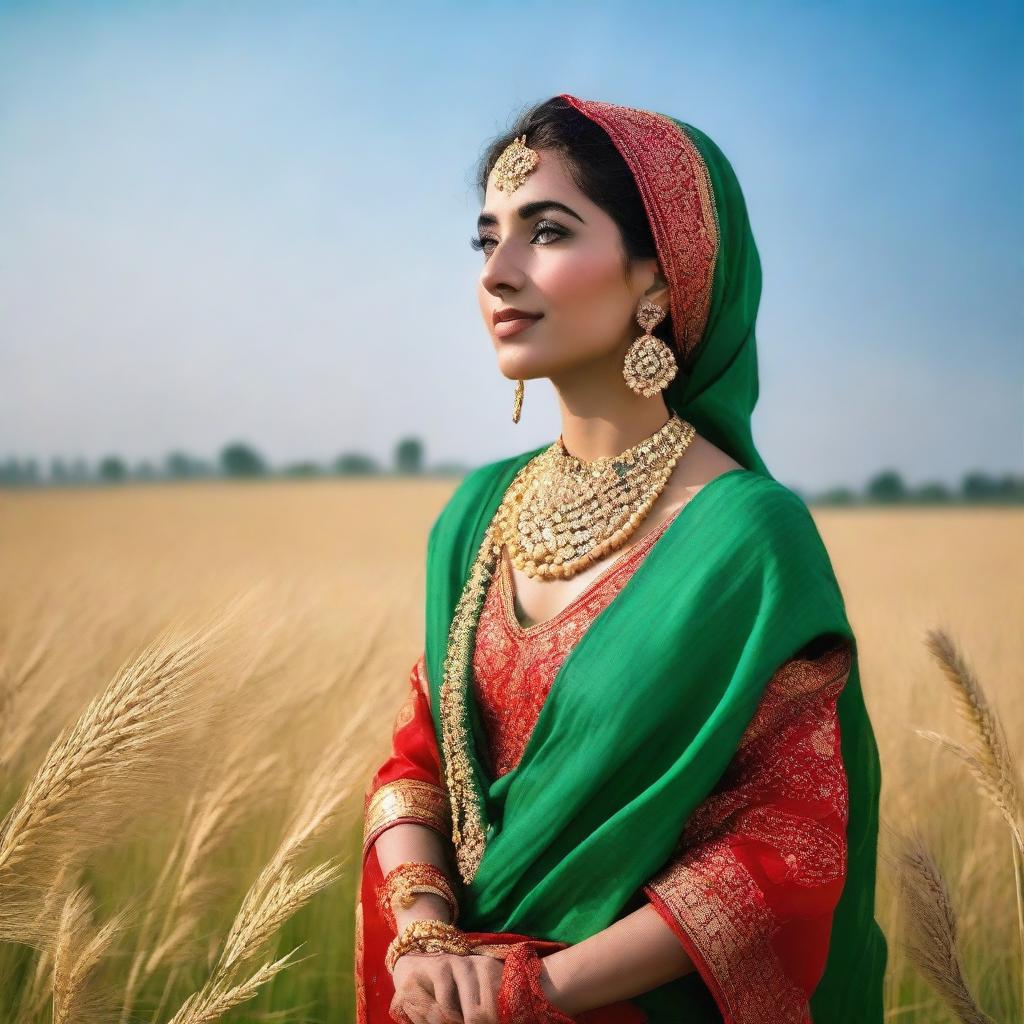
[0,481,1020,1021]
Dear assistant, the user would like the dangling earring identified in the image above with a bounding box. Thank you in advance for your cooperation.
[623,300,678,397]
[512,379,524,423]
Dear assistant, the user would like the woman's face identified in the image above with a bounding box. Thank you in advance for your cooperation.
[474,148,662,386]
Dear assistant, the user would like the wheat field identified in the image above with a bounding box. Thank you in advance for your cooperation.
[0,480,1021,1023]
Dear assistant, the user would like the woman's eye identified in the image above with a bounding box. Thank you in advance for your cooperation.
[469,223,567,257]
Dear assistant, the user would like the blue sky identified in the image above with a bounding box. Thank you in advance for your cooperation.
[1,0,1020,490]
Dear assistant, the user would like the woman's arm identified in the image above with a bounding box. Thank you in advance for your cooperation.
[537,902,696,1014]
[363,654,459,926]
[373,822,456,928]
[536,636,852,1020]
[362,654,451,859]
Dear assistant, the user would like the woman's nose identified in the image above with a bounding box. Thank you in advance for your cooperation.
[479,241,526,295]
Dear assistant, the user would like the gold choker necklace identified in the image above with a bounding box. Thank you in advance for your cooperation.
[491,412,696,580]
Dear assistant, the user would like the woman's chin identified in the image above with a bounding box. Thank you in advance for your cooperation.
[497,357,541,381]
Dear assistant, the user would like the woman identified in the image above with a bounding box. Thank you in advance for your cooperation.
[354,93,888,1023]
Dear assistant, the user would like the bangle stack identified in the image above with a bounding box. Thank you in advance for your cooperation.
[376,860,460,931]
[385,919,471,975]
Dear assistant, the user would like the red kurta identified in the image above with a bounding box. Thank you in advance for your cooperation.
[355,502,851,1023]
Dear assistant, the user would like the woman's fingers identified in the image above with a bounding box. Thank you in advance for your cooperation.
[430,961,465,1023]
[391,972,435,1024]
[451,955,482,1004]
[391,951,503,1024]
[392,955,465,1024]
[452,955,501,1024]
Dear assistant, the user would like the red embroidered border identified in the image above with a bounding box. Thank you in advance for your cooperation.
[558,94,719,361]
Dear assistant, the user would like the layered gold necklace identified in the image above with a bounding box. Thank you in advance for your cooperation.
[491,412,696,580]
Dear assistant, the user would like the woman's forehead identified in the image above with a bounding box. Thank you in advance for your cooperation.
[482,153,591,222]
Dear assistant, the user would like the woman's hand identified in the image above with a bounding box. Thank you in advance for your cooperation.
[390,950,503,1024]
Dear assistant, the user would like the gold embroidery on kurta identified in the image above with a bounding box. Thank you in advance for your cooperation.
[643,638,853,1024]
[438,520,505,884]
[362,779,450,857]
[392,687,416,733]
[645,840,810,1023]
[354,900,366,1024]
[472,505,679,778]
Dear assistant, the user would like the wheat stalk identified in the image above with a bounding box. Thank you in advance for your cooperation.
[52,885,130,1024]
[920,628,1024,852]
[12,857,78,1021]
[0,604,245,952]
[164,947,311,1024]
[163,855,341,1023]
[887,825,994,1024]
[918,627,1024,1013]
[120,748,282,1022]
[160,701,368,1023]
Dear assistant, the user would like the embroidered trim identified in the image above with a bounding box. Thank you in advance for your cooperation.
[438,518,506,884]
[559,94,719,361]
[731,804,846,887]
[643,639,853,1023]
[354,900,366,1023]
[361,779,451,858]
[644,841,811,1024]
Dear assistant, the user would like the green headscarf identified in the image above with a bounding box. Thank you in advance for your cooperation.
[423,97,887,1022]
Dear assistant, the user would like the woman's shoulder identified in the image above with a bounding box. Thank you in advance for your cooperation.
[728,474,846,612]
[708,469,835,570]
[427,444,548,545]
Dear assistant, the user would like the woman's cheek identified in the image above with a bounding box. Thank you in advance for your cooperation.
[543,254,625,326]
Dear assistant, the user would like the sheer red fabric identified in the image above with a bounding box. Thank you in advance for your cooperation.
[355,509,850,1023]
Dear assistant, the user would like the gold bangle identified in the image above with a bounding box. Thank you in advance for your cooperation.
[385,919,471,975]
[377,861,459,931]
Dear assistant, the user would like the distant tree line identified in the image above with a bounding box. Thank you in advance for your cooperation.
[0,445,1021,504]
[0,438,467,485]
[805,468,1024,505]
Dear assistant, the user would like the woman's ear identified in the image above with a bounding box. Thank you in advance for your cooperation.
[643,269,671,311]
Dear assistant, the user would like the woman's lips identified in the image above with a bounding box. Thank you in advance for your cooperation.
[494,315,543,339]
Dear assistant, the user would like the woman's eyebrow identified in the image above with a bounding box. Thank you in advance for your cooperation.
[477,200,586,230]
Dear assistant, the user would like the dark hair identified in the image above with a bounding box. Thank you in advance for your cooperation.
[474,96,676,349]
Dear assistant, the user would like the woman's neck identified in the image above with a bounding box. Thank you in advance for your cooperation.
[555,397,672,463]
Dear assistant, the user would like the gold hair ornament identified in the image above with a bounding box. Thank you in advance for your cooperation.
[491,134,540,194]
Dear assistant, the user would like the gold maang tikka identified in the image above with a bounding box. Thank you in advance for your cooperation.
[491,134,539,194]
[490,134,541,424]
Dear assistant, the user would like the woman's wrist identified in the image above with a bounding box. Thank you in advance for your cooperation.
[393,891,453,931]
[537,951,584,1016]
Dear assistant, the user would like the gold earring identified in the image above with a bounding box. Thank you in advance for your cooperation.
[512,379,524,423]
[623,300,678,397]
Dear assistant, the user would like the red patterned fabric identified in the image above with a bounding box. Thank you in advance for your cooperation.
[472,507,682,777]
[558,94,718,362]
[641,638,852,1023]
[356,656,453,1021]
[355,517,850,1022]
[497,941,647,1024]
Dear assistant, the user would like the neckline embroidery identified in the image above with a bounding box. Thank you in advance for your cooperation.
[498,500,685,636]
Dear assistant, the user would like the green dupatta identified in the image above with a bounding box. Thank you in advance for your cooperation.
[423,98,887,1022]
